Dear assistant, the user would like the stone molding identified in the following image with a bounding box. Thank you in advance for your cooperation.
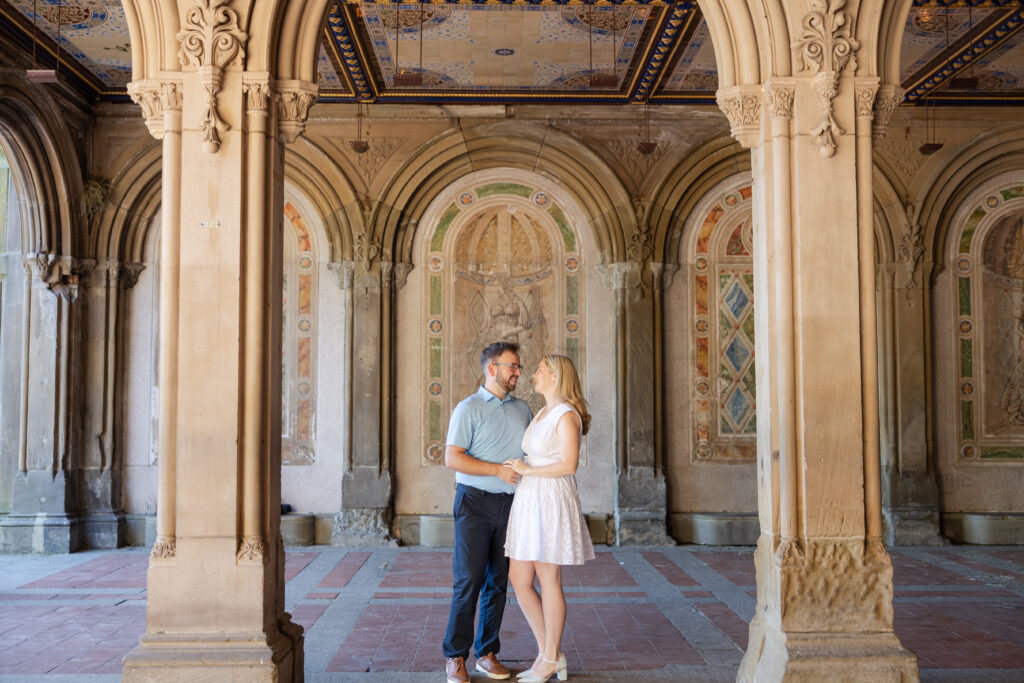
[596,261,641,291]
[648,262,679,291]
[177,0,248,153]
[23,254,95,301]
[242,80,272,112]
[237,534,268,563]
[872,84,903,142]
[716,85,762,149]
[275,80,319,144]
[777,539,894,632]
[855,80,879,119]
[329,259,413,291]
[792,0,861,158]
[150,535,175,560]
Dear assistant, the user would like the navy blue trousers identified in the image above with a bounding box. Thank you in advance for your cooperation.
[442,483,514,660]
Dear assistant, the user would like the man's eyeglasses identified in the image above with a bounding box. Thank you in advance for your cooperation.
[492,362,523,372]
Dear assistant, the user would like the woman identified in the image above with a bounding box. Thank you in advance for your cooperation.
[503,354,594,683]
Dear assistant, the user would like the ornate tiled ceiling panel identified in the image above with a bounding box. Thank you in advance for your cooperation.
[0,0,1021,105]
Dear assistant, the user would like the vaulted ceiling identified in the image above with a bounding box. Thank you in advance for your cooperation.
[1,0,1022,106]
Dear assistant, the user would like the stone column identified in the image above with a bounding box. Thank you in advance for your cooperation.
[599,251,675,545]
[75,261,145,549]
[0,256,87,552]
[330,256,409,546]
[718,11,918,677]
[877,257,944,545]
[120,4,316,676]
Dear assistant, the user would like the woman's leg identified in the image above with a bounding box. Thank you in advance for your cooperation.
[534,562,565,673]
[509,558,545,669]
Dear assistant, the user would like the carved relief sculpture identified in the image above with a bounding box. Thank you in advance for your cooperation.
[176,0,248,153]
[792,0,861,157]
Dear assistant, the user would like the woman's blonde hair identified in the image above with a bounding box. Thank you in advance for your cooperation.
[543,354,591,435]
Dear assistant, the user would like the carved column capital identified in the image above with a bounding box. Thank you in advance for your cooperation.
[275,80,319,144]
[328,261,355,290]
[855,78,879,119]
[596,262,641,291]
[764,79,796,120]
[381,261,414,290]
[716,85,762,149]
[126,79,183,140]
[242,76,272,112]
[119,262,146,290]
[648,262,679,291]
[872,85,903,142]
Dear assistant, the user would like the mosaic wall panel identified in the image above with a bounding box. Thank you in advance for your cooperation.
[422,184,582,465]
[692,186,755,462]
[954,185,1024,462]
[282,202,317,466]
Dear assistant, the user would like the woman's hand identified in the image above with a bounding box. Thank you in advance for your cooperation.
[503,458,529,475]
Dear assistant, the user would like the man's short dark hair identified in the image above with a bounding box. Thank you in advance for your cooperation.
[481,342,520,369]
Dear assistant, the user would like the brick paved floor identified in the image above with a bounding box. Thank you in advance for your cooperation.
[1,545,1023,681]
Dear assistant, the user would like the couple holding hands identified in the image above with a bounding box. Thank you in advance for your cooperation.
[443,342,594,683]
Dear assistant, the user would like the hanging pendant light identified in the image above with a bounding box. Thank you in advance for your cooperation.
[350,101,369,154]
[919,6,948,156]
[392,2,424,87]
[949,4,979,90]
[637,94,657,155]
[26,0,60,83]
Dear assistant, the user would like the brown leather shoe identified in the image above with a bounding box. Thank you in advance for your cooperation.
[475,652,511,679]
[446,656,469,683]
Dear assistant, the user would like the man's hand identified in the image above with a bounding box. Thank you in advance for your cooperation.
[503,459,528,476]
[496,463,521,485]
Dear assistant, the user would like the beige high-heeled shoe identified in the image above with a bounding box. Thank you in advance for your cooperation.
[517,653,567,682]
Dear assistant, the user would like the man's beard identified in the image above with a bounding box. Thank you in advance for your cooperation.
[499,375,518,393]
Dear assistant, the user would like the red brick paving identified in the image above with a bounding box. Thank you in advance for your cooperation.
[2,546,1023,676]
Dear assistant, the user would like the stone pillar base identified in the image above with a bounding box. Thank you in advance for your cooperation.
[123,621,304,683]
[883,507,946,546]
[614,470,674,545]
[614,512,674,545]
[0,513,82,553]
[81,512,126,549]
[741,630,919,682]
[332,507,398,547]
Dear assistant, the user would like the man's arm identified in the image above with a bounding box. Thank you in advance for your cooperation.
[445,445,520,485]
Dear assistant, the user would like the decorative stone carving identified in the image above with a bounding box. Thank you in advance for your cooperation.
[126,80,181,139]
[177,0,247,153]
[856,82,878,119]
[716,85,762,148]
[237,535,267,563]
[792,0,861,158]
[627,200,653,268]
[648,262,679,291]
[275,80,319,144]
[150,536,176,560]
[872,85,902,142]
[119,263,146,290]
[353,231,382,265]
[779,539,894,632]
[329,261,355,290]
[382,261,413,290]
[899,201,925,289]
[603,138,667,184]
[346,137,407,182]
[243,81,271,112]
[764,81,795,119]
[596,262,641,290]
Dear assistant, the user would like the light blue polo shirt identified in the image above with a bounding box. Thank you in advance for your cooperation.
[447,386,533,494]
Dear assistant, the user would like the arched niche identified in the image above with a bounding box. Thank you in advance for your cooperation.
[394,167,615,529]
[664,173,757,543]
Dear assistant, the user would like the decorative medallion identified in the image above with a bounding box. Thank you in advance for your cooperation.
[694,255,709,273]
[565,318,579,334]
[958,319,972,335]
[695,439,710,459]
[724,193,738,207]
[695,316,709,335]
[961,444,977,459]
[495,48,515,56]
[429,255,443,272]
[532,191,550,208]
[956,256,972,274]
[457,191,475,208]
[298,381,310,395]
[298,255,313,271]
[427,442,443,461]
[564,256,579,272]
[298,319,312,332]
[695,379,710,396]
[961,381,974,397]
[428,318,443,334]
[428,382,443,397]
[986,195,1000,209]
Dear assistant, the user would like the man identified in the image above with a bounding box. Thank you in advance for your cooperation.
[443,342,533,683]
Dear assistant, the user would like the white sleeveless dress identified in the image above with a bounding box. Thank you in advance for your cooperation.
[504,403,595,565]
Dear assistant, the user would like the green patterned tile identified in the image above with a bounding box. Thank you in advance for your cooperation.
[980,446,1024,459]
[962,401,974,441]
[960,338,973,378]
[430,275,441,316]
[477,183,532,199]
[959,207,986,254]
[429,401,441,442]
[430,338,442,378]
[1000,186,1024,201]
[549,206,576,252]
[959,277,971,317]
[567,337,578,366]
[431,204,460,252]
[567,276,578,315]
